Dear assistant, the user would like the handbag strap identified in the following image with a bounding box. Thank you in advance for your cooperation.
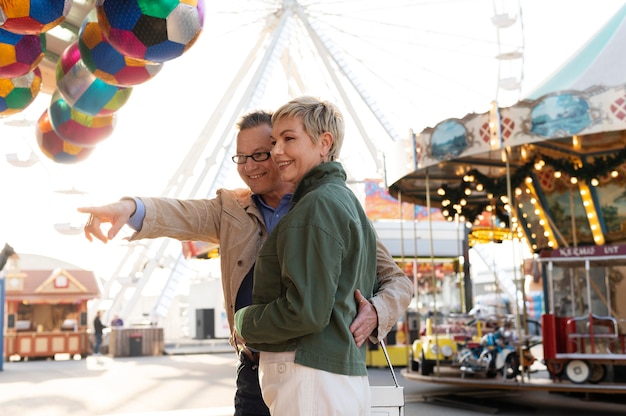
[379,340,399,387]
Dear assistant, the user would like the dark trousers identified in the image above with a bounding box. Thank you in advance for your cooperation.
[234,350,270,416]
[94,334,102,354]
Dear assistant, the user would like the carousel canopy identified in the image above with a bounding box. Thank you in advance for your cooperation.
[389,5,626,254]
[528,4,626,99]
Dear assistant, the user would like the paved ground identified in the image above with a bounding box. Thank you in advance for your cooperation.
[1,347,626,416]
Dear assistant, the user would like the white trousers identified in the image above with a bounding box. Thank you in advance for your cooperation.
[259,351,371,416]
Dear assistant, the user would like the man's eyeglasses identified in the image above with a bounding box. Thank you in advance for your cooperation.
[231,152,271,164]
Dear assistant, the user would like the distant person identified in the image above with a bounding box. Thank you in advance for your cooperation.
[111,315,124,327]
[93,310,106,355]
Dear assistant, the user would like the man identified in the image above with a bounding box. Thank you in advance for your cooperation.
[93,310,106,355]
[79,110,413,416]
[111,315,124,327]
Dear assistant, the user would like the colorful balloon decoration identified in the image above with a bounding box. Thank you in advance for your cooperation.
[78,10,163,87]
[25,1,206,164]
[56,41,132,116]
[96,0,205,63]
[48,89,116,148]
[0,0,73,35]
[0,28,45,78]
[36,109,95,164]
[0,66,42,116]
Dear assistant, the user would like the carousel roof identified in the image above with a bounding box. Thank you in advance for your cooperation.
[389,6,626,253]
[528,4,626,99]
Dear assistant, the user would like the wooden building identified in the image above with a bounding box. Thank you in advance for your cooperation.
[3,254,100,360]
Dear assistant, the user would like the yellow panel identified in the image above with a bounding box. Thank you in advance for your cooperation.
[68,336,79,351]
[19,337,32,353]
[35,337,48,353]
[366,345,409,368]
[51,336,65,352]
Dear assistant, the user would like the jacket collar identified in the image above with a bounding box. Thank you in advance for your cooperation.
[292,161,346,203]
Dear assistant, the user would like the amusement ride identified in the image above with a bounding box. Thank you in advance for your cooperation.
[3,0,626,397]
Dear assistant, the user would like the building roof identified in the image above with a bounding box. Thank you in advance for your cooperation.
[4,253,100,302]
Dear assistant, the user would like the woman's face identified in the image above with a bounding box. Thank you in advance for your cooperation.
[271,116,332,185]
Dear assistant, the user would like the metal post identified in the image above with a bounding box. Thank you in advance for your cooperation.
[0,273,5,371]
[544,261,552,314]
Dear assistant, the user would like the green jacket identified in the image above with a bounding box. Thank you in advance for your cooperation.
[235,162,377,376]
[131,177,413,350]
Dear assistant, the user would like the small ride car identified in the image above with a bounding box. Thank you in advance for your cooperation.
[410,315,471,375]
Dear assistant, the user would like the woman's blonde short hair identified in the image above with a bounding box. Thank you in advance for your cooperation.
[272,96,344,160]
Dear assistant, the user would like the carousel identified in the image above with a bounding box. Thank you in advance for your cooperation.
[389,4,626,391]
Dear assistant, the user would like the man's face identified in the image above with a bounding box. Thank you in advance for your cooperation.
[235,124,283,195]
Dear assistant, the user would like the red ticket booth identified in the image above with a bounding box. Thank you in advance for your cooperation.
[3,254,100,360]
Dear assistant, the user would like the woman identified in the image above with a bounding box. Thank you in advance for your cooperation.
[234,96,376,415]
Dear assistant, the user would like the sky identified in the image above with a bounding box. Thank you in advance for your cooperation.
[1,0,625,285]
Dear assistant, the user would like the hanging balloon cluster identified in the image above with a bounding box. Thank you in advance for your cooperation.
[0,0,205,164]
[0,0,65,117]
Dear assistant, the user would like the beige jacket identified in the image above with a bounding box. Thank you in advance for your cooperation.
[131,189,413,346]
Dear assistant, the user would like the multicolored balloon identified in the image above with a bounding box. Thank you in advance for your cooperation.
[48,89,116,148]
[78,10,163,87]
[0,0,73,35]
[96,0,205,63]
[36,109,95,164]
[56,41,132,116]
[0,28,45,78]
[0,66,42,117]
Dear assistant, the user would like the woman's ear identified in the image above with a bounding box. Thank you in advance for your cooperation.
[320,132,333,158]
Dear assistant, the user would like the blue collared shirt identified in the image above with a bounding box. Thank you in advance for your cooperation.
[251,193,293,234]
[127,197,145,231]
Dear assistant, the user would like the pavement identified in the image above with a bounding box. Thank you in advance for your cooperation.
[162,338,234,356]
[1,339,626,416]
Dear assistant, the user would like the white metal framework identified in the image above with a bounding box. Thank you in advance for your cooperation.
[94,0,403,325]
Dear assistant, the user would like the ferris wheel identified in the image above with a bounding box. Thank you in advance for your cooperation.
[91,0,525,325]
[491,0,525,106]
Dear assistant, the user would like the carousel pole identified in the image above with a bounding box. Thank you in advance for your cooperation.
[488,101,503,314]
[496,100,527,382]
[0,272,4,370]
[406,130,421,361]
[411,194,420,346]
[504,145,527,382]
[409,130,420,314]
[456,212,466,313]
[397,191,407,347]
[425,169,442,375]
[569,190,578,247]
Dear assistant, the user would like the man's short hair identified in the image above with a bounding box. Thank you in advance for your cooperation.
[237,110,272,131]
